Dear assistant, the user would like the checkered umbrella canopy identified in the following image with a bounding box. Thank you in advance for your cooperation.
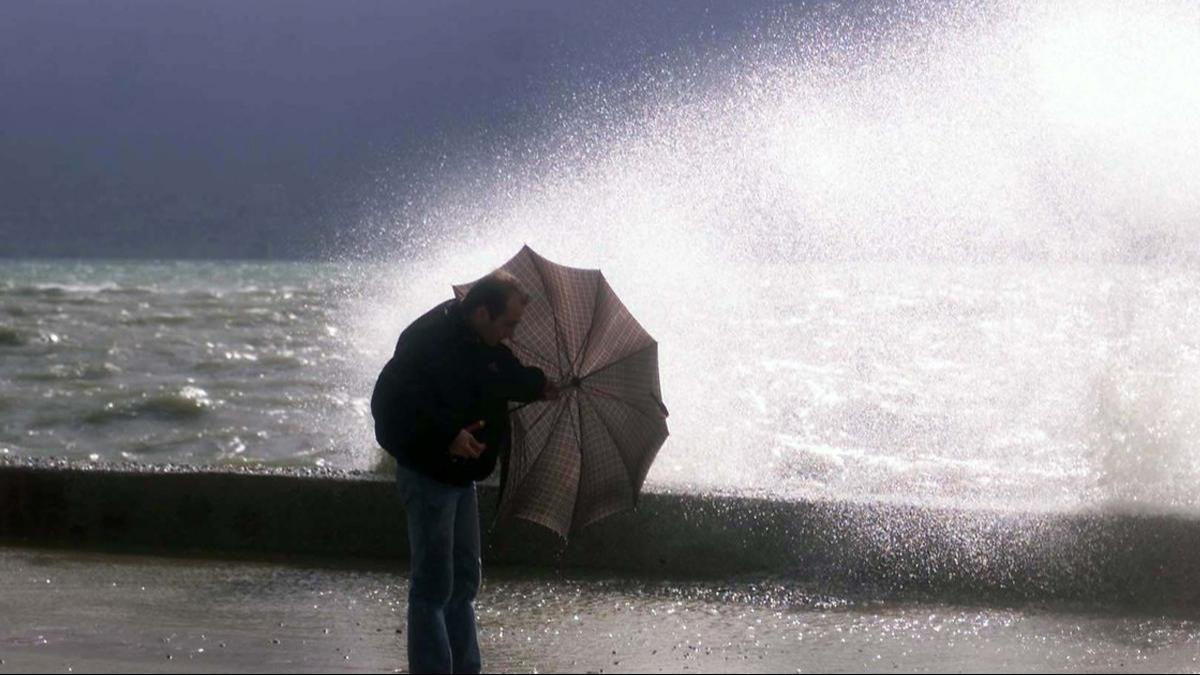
[453,246,669,539]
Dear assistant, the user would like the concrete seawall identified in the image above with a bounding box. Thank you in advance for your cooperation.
[2,462,1199,611]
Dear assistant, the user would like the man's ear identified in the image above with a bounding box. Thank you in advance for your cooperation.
[470,305,492,325]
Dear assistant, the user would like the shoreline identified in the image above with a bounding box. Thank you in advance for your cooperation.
[2,459,1199,612]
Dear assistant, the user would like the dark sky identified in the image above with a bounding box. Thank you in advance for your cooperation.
[1,0,804,259]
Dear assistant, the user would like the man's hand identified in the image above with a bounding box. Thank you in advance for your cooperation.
[449,420,487,459]
[542,380,562,400]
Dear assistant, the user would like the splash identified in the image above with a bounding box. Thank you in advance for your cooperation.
[344,0,1200,514]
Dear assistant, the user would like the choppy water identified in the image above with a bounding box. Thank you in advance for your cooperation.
[3,260,1198,516]
[0,261,367,469]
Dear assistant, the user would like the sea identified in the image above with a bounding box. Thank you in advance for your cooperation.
[2,259,1198,516]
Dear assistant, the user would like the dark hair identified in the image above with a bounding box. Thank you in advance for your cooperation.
[461,270,529,319]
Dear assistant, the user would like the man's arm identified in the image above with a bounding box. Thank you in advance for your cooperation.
[485,346,550,403]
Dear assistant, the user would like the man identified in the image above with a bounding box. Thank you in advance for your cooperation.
[371,270,557,674]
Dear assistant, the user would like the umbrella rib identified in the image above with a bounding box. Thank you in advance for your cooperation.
[529,251,569,380]
[512,397,558,438]
[507,335,559,374]
[571,274,607,376]
[579,341,657,381]
[573,392,585,447]
[505,396,573,505]
[569,392,587,532]
[578,392,641,505]
[581,386,662,424]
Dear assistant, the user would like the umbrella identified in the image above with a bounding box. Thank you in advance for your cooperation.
[453,245,669,539]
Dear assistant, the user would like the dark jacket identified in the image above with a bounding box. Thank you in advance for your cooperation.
[371,299,547,486]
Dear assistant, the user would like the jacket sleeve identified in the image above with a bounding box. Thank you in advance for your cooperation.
[485,346,548,403]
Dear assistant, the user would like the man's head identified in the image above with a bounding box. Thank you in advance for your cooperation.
[461,270,530,346]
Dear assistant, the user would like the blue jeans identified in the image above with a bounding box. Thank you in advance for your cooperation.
[396,465,482,675]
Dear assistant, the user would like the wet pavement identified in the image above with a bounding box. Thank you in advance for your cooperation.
[2,546,1199,673]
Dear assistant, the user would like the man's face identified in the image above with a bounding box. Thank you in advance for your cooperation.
[477,295,525,346]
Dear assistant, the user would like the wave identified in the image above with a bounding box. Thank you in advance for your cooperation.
[0,283,152,306]
[98,286,155,297]
[84,387,213,425]
[258,352,309,369]
[120,314,194,327]
[0,326,25,346]
[193,351,305,373]
[181,290,224,302]
[14,362,121,382]
[4,283,123,297]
